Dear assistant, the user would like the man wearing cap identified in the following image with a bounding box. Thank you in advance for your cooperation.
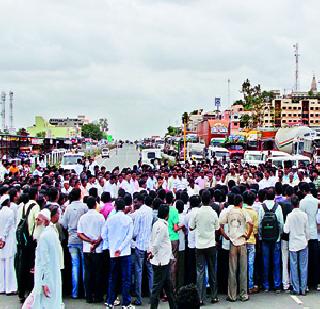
[32,208,62,309]
[0,195,17,295]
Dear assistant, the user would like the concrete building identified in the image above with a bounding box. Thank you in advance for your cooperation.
[262,76,320,128]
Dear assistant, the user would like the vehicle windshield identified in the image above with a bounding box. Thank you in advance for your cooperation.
[147,152,156,159]
[190,151,203,156]
[61,156,82,165]
[228,144,244,151]
[214,151,229,158]
[245,154,262,161]
[102,148,109,152]
[248,141,258,148]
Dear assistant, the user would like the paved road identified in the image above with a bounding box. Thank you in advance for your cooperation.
[0,291,319,308]
[97,143,140,171]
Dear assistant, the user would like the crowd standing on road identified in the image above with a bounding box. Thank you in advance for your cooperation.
[0,154,319,308]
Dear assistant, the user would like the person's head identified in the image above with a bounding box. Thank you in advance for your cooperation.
[234,194,243,207]
[86,196,97,209]
[176,200,184,214]
[115,198,125,212]
[189,195,201,208]
[152,197,162,210]
[265,187,276,201]
[8,187,19,203]
[133,193,144,209]
[200,189,211,206]
[284,185,294,198]
[36,208,51,227]
[49,205,60,223]
[69,188,81,201]
[88,187,98,199]
[101,191,111,203]
[165,191,174,205]
[47,186,59,203]
[291,195,300,208]
[28,186,38,201]
[157,188,166,201]
[242,190,256,206]
[275,182,283,196]
[124,193,133,207]
[157,204,169,220]
[300,182,310,194]
[176,284,200,309]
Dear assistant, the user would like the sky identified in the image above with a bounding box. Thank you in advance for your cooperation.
[0,0,319,140]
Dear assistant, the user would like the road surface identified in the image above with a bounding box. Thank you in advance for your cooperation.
[97,143,140,171]
[1,291,319,308]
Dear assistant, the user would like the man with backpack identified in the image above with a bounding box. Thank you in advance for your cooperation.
[258,187,284,293]
[16,187,40,303]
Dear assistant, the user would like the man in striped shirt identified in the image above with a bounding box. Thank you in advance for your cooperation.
[132,193,154,306]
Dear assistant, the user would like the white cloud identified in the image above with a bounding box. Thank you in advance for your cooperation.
[0,0,319,139]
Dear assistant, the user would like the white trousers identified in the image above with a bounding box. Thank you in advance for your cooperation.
[0,257,17,294]
[281,240,290,290]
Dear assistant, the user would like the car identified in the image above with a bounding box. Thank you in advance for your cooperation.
[101,148,110,158]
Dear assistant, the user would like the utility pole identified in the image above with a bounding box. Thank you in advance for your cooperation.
[9,91,13,130]
[228,78,231,107]
[293,43,299,91]
[1,92,6,131]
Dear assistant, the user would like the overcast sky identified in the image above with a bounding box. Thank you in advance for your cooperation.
[0,0,319,139]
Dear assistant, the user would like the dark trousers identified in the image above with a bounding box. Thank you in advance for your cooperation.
[170,240,179,291]
[177,251,185,289]
[108,255,131,306]
[150,264,175,309]
[186,247,196,285]
[308,239,319,288]
[102,250,110,301]
[16,245,35,299]
[217,248,229,293]
[84,252,103,302]
[196,246,217,301]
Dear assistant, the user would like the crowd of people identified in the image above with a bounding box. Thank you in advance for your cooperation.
[0,154,319,308]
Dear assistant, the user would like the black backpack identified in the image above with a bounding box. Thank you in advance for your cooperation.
[261,203,279,242]
[16,203,36,248]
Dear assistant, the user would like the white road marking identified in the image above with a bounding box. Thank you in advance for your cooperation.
[290,295,303,305]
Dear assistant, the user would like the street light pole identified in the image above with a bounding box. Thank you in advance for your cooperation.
[183,119,187,161]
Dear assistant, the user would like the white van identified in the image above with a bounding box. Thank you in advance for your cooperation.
[209,147,230,163]
[101,148,110,158]
[269,154,310,169]
[60,152,84,170]
[242,151,264,166]
[141,149,162,166]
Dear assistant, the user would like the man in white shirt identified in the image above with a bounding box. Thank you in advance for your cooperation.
[103,175,118,199]
[189,189,220,305]
[74,159,84,177]
[77,196,105,303]
[102,199,133,308]
[258,170,275,190]
[284,196,309,295]
[299,183,319,289]
[148,205,175,309]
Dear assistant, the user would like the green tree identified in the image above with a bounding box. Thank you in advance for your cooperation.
[240,114,251,129]
[182,112,189,131]
[36,131,46,138]
[82,123,103,140]
[241,79,271,127]
[166,126,181,136]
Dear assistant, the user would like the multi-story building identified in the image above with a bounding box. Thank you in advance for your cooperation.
[262,76,320,128]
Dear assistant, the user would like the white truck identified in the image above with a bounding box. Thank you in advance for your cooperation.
[275,126,315,154]
[140,148,162,166]
[209,146,230,163]
[187,142,205,162]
